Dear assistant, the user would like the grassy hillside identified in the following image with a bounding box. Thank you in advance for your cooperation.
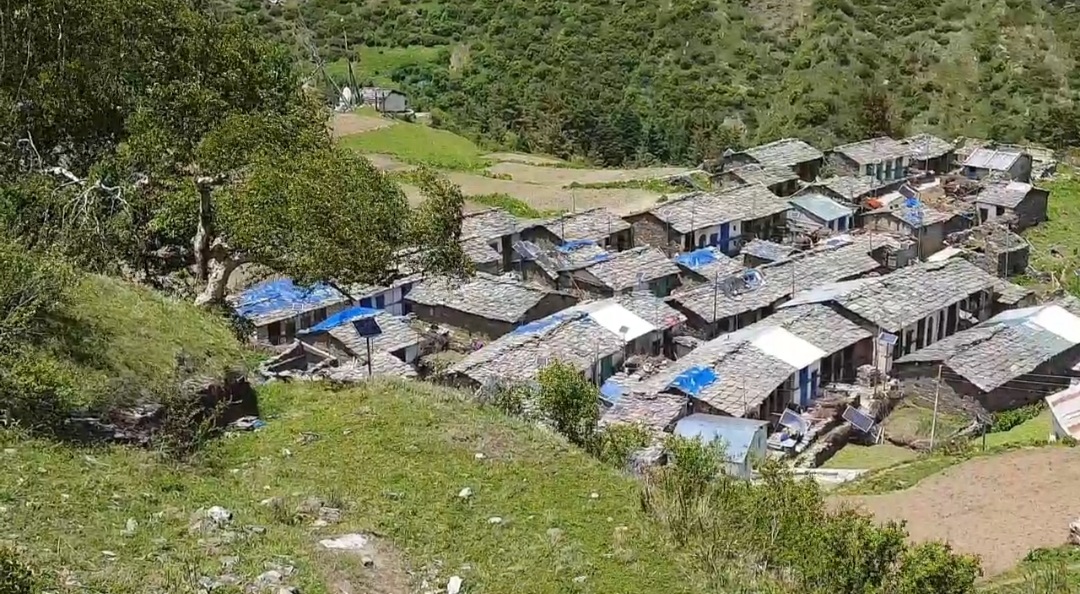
[0,380,695,594]
[225,0,1080,166]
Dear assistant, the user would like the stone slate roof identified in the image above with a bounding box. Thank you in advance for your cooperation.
[832,137,909,165]
[407,273,561,323]
[460,236,501,267]
[902,133,955,161]
[896,304,1080,392]
[461,208,520,241]
[741,239,795,262]
[759,304,872,356]
[870,202,952,228]
[324,352,417,381]
[976,181,1035,209]
[616,291,687,329]
[647,185,792,234]
[993,279,1034,306]
[784,259,999,333]
[672,247,744,281]
[600,391,688,431]
[740,138,824,168]
[351,272,423,302]
[325,311,421,357]
[540,208,630,243]
[584,246,680,292]
[813,176,889,201]
[668,242,880,323]
[727,164,799,188]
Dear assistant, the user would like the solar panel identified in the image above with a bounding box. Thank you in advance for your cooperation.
[843,405,876,434]
[778,409,808,436]
[878,332,898,346]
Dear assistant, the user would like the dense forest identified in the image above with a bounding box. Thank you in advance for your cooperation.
[223,0,1080,166]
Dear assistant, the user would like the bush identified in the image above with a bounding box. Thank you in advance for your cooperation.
[990,402,1043,433]
[592,423,651,468]
[0,549,35,594]
[536,362,599,447]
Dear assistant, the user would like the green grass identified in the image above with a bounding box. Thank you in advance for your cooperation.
[339,121,489,171]
[821,442,919,471]
[882,401,968,444]
[1,381,695,594]
[980,545,1080,592]
[984,410,1053,449]
[324,46,445,88]
[1020,170,1080,294]
[564,179,685,193]
[469,193,562,219]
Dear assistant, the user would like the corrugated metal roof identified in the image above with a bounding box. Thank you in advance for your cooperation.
[976,181,1034,209]
[1047,384,1080,440]
[674,414,768,464]
[789,193,854,222]
[963,147,1023,171]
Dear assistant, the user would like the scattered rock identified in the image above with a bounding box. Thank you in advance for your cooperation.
[280,448,292,458]
[207,506,233,524]
[296,431,320,445]
[589,492,599,500]
[256,569,284,587]
[312,519,329,528]
[447,576,463,594]
[361,556,375,568]
[276,587,300,594]
[474,453,485,460]
[1070,517,1080,545]
[260,497,283,507]
[573,575,587,584]
[546,528,563,541]
[2,448,15,455]
[457,487,473,500]
[220,556,239,569]
[246,525,267,535]
[319,533,370,551]
[122,517,138,536]
[488,517,503,525]
[318,506,342,524]
[101,550,117,558]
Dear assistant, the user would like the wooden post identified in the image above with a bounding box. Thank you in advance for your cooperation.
[930,364,943,449]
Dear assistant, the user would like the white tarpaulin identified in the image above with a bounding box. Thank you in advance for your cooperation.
[584,303,655,342]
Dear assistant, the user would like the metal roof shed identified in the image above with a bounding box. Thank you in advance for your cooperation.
[674,413,769,478]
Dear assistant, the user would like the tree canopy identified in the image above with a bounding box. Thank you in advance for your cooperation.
[0,0,466,304]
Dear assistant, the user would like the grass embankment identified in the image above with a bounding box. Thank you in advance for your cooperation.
[982,545,1080,593]
[1021,170,1080,294]
[1,381,695,594]
[837,411,1055,495]
[324,46,445,88]
[339,120,490,171]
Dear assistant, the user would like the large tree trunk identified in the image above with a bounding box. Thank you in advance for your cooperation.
[194,239,248,307]
[193,175,227,283]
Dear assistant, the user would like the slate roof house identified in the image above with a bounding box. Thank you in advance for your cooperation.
[349,273,422,317]
[781,258,1024,365]
[975,181,1049,231]
[625,185,791,256]
[298,305,422,366]
[900,133,956,173]
[894,304,1080,411]
[405,273,578,339]
[741,239,795,267]
[672,247,743,284]
[828,137,910,183]
[460,208,525,273]
[796,175,902,207]
[861,199,953,258]
[519,243,682,298]
[963,147,1033,183]
[713,164,800,197]
[445,294,686,390]
[667,239,881,337]
[787,193,856,234]
[728,138,824,181]
[522,208,632,251]
[233,278,351,345]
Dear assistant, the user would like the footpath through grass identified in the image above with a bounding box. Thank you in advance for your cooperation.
[339,121,489,171]
[838,411,1057,495]
[0,381,695,594]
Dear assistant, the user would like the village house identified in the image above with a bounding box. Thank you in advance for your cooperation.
[673,415,770,479]
[359,87,408,113]
[760,303,875,385]
[713,164,800,197]
[860,199,953,258]
[900,133,956,174]
[828,137,910,182]
[460,208,525,272]
[894,304,1080,411]
[728,138,824,181]
[298,305,422,366]
[522,208,632,251]
[741,239,795,267]
[780,258,1026,365]
[625,185,791,256]
[667,239,881,337]
[404,273,578,339]
[787,193,856,235]
[521,243,682,299]
[262,340,417,381]
[974,180,1049,231]
[671,246,743,285]
[796,175,901,207]
[233,278,351,345]
[962,147,1033,182]
[946,223,1031,278]
[350,273,422,317]
[444,294,686,391]
[1046,383,1080,441]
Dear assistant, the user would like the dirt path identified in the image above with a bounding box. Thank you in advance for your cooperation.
[486,161,690,186]
[332,112,395,137]
[841,447,1080,577]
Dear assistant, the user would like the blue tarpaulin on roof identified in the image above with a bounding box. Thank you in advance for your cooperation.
[510,311,585,336]
[235,279,344,320]
[590,252,612,263]
[300,305,381,335]
[674,248,718,270]
[556,239,597,253]
[599,378,627,404]
[668,365,719,397]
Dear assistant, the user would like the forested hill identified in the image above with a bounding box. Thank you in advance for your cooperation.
[224,0,1080,166]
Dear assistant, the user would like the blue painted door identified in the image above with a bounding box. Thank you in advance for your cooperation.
[798,367,810,406]
[720,223,731,255]
[810,369,820,401]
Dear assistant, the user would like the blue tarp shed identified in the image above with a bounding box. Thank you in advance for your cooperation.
[300,305,381,335]
[668,365,719,397]
[234,279,346,325]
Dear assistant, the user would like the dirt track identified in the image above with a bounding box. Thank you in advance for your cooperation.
[842,447,1080,577]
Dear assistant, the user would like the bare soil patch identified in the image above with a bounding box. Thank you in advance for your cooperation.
[444,171,663,215]
[842,447,1080,576]
[486,161,690,186]
[484,152,567,166]
[315,534,412,594]
[332,112,396,138]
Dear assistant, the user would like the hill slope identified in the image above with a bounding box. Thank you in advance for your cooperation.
[225,0,1080,165]
[1,380,696,594]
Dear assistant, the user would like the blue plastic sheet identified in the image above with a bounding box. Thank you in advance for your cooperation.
[674,248,718,271]
[235,279,343,320]
[668,365,719,397]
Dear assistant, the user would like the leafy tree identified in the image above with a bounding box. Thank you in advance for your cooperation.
[536,362,600,447]
[889,542,981,594]
[0,0,466,306]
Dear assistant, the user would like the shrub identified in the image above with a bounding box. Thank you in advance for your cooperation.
[0,549,35,594]
[592,423,651,468]
[990,402,1043,433]
[536,362,599,447]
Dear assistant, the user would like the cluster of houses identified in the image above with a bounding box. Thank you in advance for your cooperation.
[234,133,1080,475]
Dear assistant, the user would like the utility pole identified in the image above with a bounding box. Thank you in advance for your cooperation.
[930,364,943,449]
